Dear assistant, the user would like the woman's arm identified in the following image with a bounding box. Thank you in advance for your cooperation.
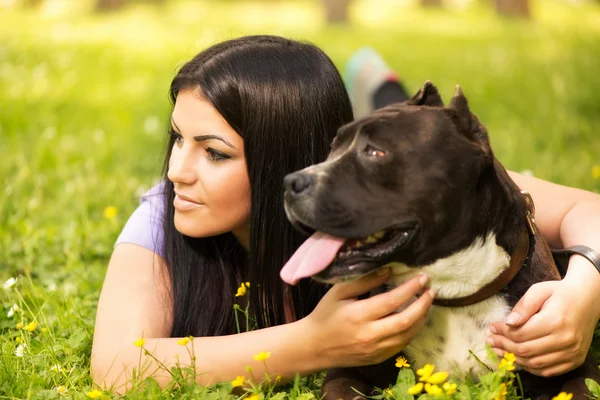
[487,171,600,376]
[91,244,434,393]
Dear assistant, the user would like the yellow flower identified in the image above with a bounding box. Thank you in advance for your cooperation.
[16,337,23,344]
[24,321,37,331]
[253,351,271,361]
[177,337,190,346]
[235,282,248,297]
[246,395,261,400]
[426,371,448,385]
[425,383,443,396]
[395,356,410,368]
[592,165,600,179]
[16,322,23,329]
[494,383,508,400]
[87,389,103,399]
[498,352,516,371]
[103,206,117,220]
[407,383,424,395]
[416,364,435,382]
[385,388,393,396]
[245,282,250,287]
[231,375,245,387]
[133,338,145,347]
[552,393,573,400]
[443,382,457,395]
[55,385,68,395]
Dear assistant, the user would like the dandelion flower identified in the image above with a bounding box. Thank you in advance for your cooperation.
[395,356,410,368]
[231,375,245,387]
[87,389,103,399]
[426,371,448,385]
[235,282,248,297]
[14,343,26,357]
[253,351,271,361]
[103,206,117,220]
[3,277,16,289]
[552,393,573,400]
[16,322,23,329]
[133,338,145,347]
[407,382,424,395]
[416,364,435,382]
[246,395,261,400]
[177,337,190,346]
[24,321,37,331]
[424,383,443,396]
[443,382,457,395]
[55,386,68,395]
[50,364,62,373]
[592,166,600,179]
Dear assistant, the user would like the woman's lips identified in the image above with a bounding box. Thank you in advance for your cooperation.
[174,194,204,211]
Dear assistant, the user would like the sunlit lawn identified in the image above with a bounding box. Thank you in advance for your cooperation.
[1,0,600,398]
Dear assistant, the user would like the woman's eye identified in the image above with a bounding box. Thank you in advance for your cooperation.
[364,145,386,158]
[169,130,184,145]
[206,148,231,162]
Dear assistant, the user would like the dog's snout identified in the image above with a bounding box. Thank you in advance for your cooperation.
[284,172,314,196]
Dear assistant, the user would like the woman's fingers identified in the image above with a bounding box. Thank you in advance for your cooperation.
[372,287,435,336]
[357,274,431,320]
[330,267,392,300]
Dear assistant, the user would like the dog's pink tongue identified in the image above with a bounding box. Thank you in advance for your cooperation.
[280,231,346,285]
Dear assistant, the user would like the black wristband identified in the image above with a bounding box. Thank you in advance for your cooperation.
[551,245,600,277]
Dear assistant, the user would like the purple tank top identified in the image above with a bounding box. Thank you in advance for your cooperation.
[115,181,166,257]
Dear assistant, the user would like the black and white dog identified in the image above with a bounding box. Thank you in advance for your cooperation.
[280,82,600,399]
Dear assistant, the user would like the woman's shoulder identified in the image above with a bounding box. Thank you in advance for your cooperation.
[115,181,166,257]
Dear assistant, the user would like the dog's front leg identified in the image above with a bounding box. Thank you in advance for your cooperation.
[321,367,375,400]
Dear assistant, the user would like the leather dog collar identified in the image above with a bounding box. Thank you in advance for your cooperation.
[432,191,536,308]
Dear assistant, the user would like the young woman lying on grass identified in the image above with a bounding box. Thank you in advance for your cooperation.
[91,36,600,392]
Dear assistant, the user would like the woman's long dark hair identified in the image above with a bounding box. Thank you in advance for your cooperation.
[162,35,354,337]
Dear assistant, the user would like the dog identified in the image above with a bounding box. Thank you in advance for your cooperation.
[280,82,600,399]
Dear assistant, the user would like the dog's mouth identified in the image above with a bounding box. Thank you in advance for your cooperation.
[281,214,418,285]
[315,225,417,283]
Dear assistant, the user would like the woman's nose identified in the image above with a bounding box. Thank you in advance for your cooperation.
[167,148,197,185]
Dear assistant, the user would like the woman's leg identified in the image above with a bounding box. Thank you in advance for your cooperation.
[344,47,411,118]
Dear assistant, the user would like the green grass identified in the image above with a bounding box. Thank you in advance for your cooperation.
[1,0,600,398]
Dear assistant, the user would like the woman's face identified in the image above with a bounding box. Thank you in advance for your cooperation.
[168,88,251,247]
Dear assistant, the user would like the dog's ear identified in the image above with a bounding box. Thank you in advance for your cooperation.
[408,81,444,107]
[447,85,492,157]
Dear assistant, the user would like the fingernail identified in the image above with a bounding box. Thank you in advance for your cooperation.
[504,312,520,325]
[418,274,429,286]
[486,337,495,346]
[428,288,436,298]
[377,267,390,276]
[489,325,497,334]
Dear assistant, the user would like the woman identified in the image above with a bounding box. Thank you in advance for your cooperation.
[91,36,435,392]
[91,36,600,392]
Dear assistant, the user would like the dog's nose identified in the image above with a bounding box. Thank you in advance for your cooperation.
[284,172,314,195]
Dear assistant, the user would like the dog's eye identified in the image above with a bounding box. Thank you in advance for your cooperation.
[364,145,386,158]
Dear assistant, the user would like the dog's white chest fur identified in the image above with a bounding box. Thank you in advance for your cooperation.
[386,232,512,376]
[405,297,510,376]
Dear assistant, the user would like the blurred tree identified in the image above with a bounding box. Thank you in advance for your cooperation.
[322,0,351,23]
[421,0,443,6]
[495,0,530,18]
[96,0,166,12]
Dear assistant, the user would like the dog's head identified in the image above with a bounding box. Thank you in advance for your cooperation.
[281,82,496,284]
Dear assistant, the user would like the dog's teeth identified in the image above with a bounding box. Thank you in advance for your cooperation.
[365,235,378,244]
[374,231,385,239]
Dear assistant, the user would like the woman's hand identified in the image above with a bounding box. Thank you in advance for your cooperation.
[301,268,434,370]
[488,260,600,377]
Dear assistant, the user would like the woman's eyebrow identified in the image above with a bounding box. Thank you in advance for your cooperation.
[171,117,237,150]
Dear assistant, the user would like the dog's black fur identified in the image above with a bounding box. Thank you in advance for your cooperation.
[283,82,600,399]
